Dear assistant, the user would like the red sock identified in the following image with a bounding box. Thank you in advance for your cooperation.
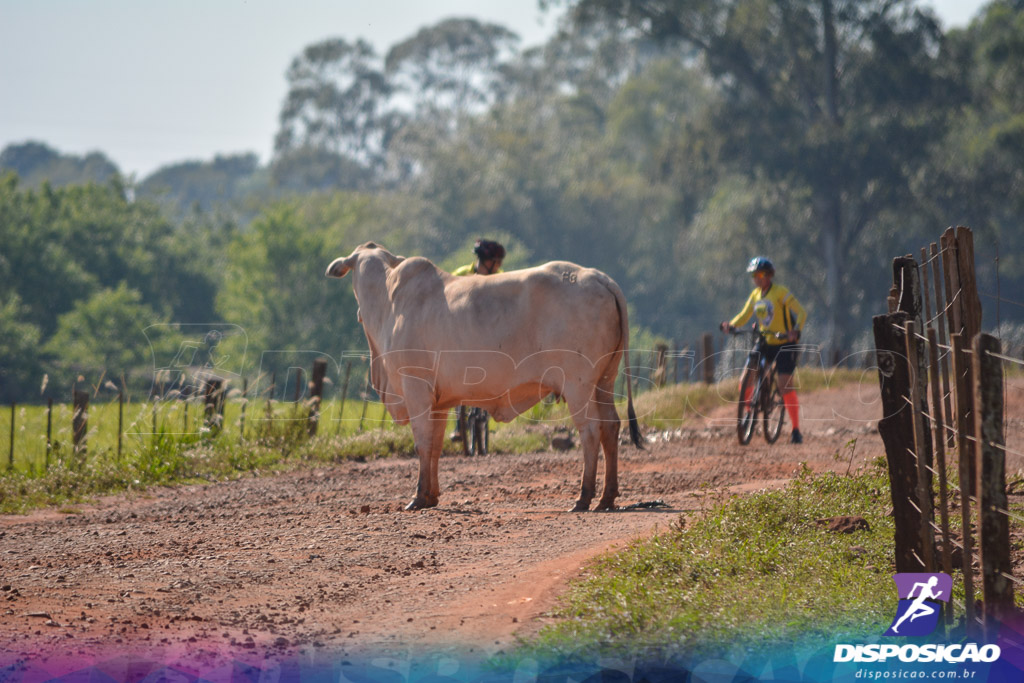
[783,391,800,430]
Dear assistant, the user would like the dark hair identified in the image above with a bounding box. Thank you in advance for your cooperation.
[474,239,506,261]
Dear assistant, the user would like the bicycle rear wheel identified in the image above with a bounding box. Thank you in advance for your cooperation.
[459,407,473,456]
[762,371,786,444]
[737,371,758,445]
[473,410,489,456]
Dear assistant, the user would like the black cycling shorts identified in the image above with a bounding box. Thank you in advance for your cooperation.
[746,341,800,376]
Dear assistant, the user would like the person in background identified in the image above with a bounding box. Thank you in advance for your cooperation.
[452,239,505,276]
[450,238,506,443]
[720,256,808,444]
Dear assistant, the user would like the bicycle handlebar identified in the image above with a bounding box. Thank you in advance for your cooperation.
[724,327,789,341]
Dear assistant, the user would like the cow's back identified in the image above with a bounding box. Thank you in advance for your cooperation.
[421,261,623,357]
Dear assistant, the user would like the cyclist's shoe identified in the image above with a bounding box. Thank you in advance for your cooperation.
[450,431,463,443]
[790,429,803,444]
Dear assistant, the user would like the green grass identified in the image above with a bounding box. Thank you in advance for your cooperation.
[0,369,867,513]
[0,396,546,513]
[509,465,903,667]
[634,367,869,429]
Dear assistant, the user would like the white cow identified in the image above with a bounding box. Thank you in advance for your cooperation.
[326,242,643,511]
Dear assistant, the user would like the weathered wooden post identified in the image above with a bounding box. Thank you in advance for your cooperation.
[45,398,53,470]
[700,333,715,385]
[951,332,977,635]
[905,320,935,571]
[942,227,982,491]
[929,242,954,447]
[73,389,89,457]
[203,378,225,433]
[874,311,926,572]
[974,333,1013,638]
[336,361,353,436]
[293,368,304,403]
[239,378,248,442]
[308,358,328,436]
[927,327,954,587]
[358,370,371,432]
[117,389,124,461]
[653,343,669,388]
[7,402,14,471]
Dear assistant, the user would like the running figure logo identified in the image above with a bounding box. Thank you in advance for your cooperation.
[884,573,952,637]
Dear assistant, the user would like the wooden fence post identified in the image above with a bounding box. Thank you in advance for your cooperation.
[974,333,1013,637]
[203,378,225,433]
[239,378,248,442]
[293,368,304,403]
[700,333,715,385]
[873,311,927,571]
[653,343,668,388]
[46,398,53,470]
[73,389,89,457]
[927,327,954,586]
[929,242,955,447]
[308,358,328,436]
[905,320,935,571]
[358,371,371,432]
[337,361,353,435]
[951,332,978,635]
[117,390,124,461]
[7,403,14,471]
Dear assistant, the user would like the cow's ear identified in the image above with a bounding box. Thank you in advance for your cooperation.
[326,255,357,278]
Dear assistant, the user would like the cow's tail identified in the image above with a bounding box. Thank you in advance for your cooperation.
[605,276,644,450]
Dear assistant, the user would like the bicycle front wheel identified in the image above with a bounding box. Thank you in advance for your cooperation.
[737,372,758,445]
[762,371,786,444]
[473,411,489,456]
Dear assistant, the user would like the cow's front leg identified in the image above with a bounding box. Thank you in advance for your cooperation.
[405,408,441,510]
[404,404,449,511]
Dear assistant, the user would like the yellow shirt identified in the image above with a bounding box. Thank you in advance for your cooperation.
[729,283,807,345]
[452,263,503,276]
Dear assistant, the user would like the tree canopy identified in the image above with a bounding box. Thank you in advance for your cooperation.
[3,2,1023,402]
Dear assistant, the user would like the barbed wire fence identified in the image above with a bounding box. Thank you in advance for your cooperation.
[873,225,1020,642]
[2,355,383,473]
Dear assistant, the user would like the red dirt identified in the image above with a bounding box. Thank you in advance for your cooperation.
[2,380,1022,671]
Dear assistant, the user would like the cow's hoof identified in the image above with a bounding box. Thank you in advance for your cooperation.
[569,500,591,512]
[405,497,438,511]
[595,499,617,512]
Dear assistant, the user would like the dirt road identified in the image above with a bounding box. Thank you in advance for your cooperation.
[2,381,1018,673]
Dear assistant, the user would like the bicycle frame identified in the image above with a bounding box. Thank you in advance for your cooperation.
[732,329,787,445]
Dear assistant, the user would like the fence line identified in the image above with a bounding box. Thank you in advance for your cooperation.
[874,225,1021,640]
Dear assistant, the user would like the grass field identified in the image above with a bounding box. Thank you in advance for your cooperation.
[0,368,859,513]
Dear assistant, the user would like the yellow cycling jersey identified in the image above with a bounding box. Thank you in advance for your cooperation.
[452,263,503,276]
[729,283,807,345]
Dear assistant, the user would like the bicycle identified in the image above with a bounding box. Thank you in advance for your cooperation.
[729,328,788,445]
[457,405,490,456]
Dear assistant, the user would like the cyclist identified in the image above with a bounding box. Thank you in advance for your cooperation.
[452,239,505,276]
[720,256,808,444]
[450,239,505,445]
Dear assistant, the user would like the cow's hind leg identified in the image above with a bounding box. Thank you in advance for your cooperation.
[570,410,601,512]
[594,384,621,511]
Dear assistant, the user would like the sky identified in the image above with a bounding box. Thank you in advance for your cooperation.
[0,0,990,180]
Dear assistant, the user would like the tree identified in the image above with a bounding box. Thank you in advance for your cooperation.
[137,153,270,217]
[43,283,170,390]
[274,38,400,181]
[0,141,120,188]
[385,18,520,121]
[562,0,953,349]
[913,1,1024,322]
[0,293,43,403]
